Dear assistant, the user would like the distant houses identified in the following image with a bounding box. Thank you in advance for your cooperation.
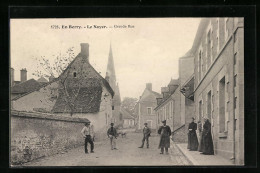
[10,68,49,100]
[134,83,161,130]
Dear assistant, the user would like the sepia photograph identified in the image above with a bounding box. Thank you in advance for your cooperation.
[10,17,244,167]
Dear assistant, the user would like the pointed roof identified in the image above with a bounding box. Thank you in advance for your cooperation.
[106,43,117,91]
[37,77,48,83]
[105,43,121,106]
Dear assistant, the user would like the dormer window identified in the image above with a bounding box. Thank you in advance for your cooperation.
[73,72,77,78]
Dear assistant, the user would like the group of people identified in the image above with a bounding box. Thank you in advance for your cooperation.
[187,117,214,155]
[80,121,118,154]
[138,120,172,155]
[81,120,173,155]
[81,118,213,155]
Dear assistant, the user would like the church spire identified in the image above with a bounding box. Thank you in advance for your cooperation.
[106,43,117,91]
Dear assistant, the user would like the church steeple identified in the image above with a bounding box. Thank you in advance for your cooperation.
[106,43,117,91]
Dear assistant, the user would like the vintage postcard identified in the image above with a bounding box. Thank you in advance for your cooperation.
[10,17,244,166]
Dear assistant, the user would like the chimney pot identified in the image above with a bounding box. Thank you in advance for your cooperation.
[11,68,14,87]
[146,83,152,91]
[20,68,27,82]
[80,43,89,61]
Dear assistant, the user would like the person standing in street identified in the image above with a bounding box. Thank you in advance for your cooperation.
[200,117,214,155]
[158,120,172,154]
[138,123,151,148]
[81,121,95,154]
[187,117,199,151]
[107,123,118,150]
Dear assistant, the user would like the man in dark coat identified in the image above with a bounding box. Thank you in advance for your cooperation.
[200,117,214,155]
[187,117,199,151]
[158,120,171,154]
[139,123,151,148]
[107,123,118,150]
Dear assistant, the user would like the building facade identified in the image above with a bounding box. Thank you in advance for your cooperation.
[154,51,194,142]
[154,79,179,131]
[192,18,244,164]
[134,83,161,130]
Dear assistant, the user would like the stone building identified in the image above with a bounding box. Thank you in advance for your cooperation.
[12,43,115,138]
[192,18,244,164]
[154,79,179,131]
[121,108,135,129]
[134,83,161,130]
[105,44,123,127]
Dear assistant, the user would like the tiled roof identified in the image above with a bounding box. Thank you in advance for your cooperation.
[37,77,48,83]
[120,108,135,119]
[150,90,161,98]
[52,78,103,113]
[11,79,42,94]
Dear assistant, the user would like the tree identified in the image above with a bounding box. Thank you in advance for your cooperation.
[121,97,138,116]
[33,47,75,79]
[32,47,86,116]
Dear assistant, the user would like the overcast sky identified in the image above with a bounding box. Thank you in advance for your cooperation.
[11,18,200,99]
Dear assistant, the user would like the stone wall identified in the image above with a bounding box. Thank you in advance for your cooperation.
[10,111,91,165]
[172,125,187,143]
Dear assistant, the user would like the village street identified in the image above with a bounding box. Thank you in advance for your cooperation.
[23,132,191,166]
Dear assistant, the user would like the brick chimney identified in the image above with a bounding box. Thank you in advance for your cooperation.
[80,43,89,62]
[20,68,27,82]
[146,83,152,91]
[10,67,14,87]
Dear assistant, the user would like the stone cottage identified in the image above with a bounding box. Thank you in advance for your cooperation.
[12,43,115,136]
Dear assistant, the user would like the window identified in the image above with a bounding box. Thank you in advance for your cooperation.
[207,91,212,121]
[219,77,226,133]
[216,18,220,52]
[207,29,212,67]
[73,72,77,78]
[147,107,152,115]
[199,100,202,121]
[234,53,237,65]
[198,51,202,81]
[225,18,229,40]
[234,97,237,109]
[112,106,114,110]
[234,75,237,87]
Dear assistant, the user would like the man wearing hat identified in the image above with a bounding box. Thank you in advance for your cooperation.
[107,123,118,150]
[138,122,151,148]
[81,121,95,154]
[158,120,172,154]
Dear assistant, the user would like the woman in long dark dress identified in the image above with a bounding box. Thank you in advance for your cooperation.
[201,118,214,155]
[187,117,198,151]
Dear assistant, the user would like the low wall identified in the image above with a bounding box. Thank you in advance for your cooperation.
[172,125,187,143]
[10,111,98,165]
